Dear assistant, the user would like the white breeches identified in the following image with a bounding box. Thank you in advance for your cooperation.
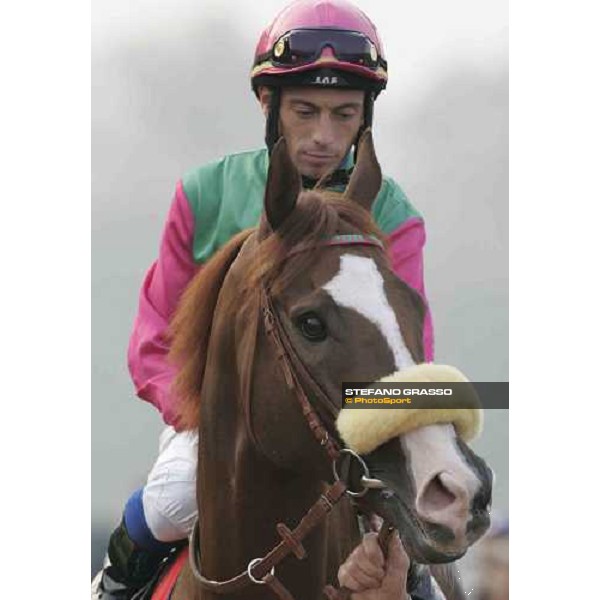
[142,426,198,542]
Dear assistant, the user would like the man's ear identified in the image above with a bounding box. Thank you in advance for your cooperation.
[257,86,272,118]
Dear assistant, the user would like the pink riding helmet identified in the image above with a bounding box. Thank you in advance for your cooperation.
[251,0,388,96]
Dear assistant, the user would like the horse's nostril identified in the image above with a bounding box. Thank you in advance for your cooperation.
[420,473,457,512]
[416,471,473,540]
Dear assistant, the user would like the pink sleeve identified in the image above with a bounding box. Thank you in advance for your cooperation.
[127,181,199,428]
[387,217,435,362]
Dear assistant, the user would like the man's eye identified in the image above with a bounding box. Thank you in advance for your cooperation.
[297,110,313,118]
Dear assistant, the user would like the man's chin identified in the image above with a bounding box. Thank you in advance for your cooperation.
[298,164,333,181]
[296,157,339,181]
[301,170,324,181]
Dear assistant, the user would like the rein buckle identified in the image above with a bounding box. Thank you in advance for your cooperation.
[247,557,275,585]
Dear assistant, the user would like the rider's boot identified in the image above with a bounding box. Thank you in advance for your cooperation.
[91,519,177,599]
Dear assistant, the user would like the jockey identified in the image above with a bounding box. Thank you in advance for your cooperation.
[92,1,437,598]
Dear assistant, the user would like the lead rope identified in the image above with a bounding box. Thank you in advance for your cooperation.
[324,520,423,599]
[323,520,400,600]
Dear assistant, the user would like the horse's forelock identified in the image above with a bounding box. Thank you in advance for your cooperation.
[248,190,386,297]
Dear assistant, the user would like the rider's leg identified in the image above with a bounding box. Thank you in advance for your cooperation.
[92,427,198,598]
[138,426,199,545]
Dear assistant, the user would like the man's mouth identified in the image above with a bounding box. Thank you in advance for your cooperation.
[303,152,335,163]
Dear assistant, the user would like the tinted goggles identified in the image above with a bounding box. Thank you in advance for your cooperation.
[262,28,386,71]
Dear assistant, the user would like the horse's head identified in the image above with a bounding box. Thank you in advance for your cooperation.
[170,129,492,568]
[244,130,492,562]
[336,364,492,563]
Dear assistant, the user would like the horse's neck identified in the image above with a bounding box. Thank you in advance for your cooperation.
[194,388,357,598]
[197,429,329,593]
[185,295,359,598]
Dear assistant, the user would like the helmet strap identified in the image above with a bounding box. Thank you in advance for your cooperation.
[265,87,282,155]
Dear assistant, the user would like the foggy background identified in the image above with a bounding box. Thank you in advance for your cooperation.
[92,0,508,579]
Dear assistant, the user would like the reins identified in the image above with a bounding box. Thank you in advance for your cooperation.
[188,234,393,599]
[189,480,348,599]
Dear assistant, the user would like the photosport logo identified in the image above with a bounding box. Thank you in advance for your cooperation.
[341,382,509,409]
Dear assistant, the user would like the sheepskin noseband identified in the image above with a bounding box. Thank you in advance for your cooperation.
[336,364,483,455]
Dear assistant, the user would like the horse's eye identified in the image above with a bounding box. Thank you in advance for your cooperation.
[297,313,327,342]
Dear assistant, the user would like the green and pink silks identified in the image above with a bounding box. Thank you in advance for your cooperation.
[128,148,434,428]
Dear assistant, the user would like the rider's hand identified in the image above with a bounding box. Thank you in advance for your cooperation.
[337,531,411,600]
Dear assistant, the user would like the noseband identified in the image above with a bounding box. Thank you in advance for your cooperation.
[189,233,391,599]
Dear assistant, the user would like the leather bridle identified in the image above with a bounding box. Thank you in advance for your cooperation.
[188,234,391,600]
[258,287,343,461]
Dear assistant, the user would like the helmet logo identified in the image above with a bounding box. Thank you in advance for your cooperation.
[274,39,286,58]
[314,75,338,85]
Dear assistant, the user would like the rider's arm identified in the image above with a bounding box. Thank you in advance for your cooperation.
[387,217,435,362]
[127,181,199,429]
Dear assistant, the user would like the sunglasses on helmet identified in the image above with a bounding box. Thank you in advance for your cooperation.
[260,28,387,71]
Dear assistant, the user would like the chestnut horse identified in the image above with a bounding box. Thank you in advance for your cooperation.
[165,131,493,600]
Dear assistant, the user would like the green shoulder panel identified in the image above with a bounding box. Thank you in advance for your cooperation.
[182,149,269,263]
[182,148,421,263]
[372,176,422,235]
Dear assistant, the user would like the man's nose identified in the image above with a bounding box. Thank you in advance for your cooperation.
[312,114,335,147]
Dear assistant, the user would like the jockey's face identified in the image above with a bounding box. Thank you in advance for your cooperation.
[259,86,364,179]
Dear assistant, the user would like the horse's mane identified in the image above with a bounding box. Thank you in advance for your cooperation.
[169,189,386,430]
[169,229,254,430]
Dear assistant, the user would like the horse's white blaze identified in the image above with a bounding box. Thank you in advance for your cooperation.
[402,423,482,544]
[322,255,414,370]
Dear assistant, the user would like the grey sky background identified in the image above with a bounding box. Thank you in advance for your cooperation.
[92,0,508,571]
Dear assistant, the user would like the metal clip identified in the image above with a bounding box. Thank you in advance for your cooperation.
[332,448,386,498]
[247,558,275,585]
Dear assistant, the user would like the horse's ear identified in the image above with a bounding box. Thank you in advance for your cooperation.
[262,137,302,235]
[344,128,382,212]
